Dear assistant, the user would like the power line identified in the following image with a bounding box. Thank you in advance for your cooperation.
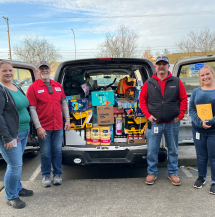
[6,10,215,19]
[1,26,215,33]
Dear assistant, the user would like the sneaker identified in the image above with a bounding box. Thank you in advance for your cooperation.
[53,175,62,185]
[7,197,26,209]
[145,174,157,185]
[168,174,181,186]
[209,183,215,195]
[18,188,34,197]
[42,176,51,187]
[193,176,206,189]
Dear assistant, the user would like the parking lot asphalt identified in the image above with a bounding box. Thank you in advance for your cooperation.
[0,145,198,190]
[0,178,215,217]
[1,145,214,217]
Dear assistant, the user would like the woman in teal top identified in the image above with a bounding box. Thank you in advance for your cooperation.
[7,88,31,133]
[0,60,33,209]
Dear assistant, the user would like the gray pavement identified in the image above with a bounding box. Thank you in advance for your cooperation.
[0,145,198,196]
[0,178,215,217]
[1,145,213,217]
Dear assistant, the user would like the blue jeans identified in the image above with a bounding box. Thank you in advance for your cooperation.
[0,129,30,199]
[147,122,180,176]
[192,128,215,183]
[38,128,63,177]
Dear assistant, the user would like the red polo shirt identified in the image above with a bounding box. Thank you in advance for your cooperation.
[27,79,66,131]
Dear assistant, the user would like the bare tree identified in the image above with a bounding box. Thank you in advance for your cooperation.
[142,46,154,62]
[155,49,171,57]
[176,28,215,55]
[97,25,140,58]
[13,36,62,65]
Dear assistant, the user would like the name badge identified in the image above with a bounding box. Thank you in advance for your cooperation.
[13,138,19,148]
[154,127,158,134]
[196,132,200,140]
[38,90,44,93]
[55,87,61,92]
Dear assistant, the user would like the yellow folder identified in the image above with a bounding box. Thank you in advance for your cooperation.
[196,104,213,121]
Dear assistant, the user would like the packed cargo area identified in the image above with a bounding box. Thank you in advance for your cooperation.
[55,58,154,148]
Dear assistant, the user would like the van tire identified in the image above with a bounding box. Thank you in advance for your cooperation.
[27,151,39,158]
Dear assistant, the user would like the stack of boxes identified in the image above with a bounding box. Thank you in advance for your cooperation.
[66,80,147,145]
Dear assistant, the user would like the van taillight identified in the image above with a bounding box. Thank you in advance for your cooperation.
[98,58,112,60]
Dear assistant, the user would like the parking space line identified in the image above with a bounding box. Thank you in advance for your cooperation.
[29,164,41,181]
[180,167,193,177]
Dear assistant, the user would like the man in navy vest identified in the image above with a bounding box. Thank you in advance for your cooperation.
[139,56,187,185]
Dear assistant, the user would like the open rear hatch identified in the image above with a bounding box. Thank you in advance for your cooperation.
[54,58,155,149]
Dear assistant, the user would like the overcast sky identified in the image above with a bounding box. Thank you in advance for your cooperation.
[0,0,215,62]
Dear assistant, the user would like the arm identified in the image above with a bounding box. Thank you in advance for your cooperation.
[60,85,70,131]
[189,90,203,128]
[27,85,47,139]
[29,106,47,139]
[207,117,215,126]
[177,80,188,120]
[61,98,70,131]
[29,106,41,129]
[139,82,156,122]
[0,90,13,144]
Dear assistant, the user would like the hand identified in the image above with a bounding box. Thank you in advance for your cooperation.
[174,117,180,123]
[4,141,14,150]
[202,120,211,129]
[148,115,157,122]
[64,121,71,131]
[37,127,47,139]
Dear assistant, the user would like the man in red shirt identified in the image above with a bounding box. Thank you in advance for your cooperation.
[27,60,70,187]
[139,56,187,186]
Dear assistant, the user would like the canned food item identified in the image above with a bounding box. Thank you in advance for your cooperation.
[133,134,139,140]
[86,129,91,144]
[139,134,144,139]
[100,127,110,145]
[127,134,134,140]
[91,127,100,145]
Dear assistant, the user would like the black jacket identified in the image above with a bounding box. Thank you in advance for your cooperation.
[0,83,26,144]
[147,76,180,123]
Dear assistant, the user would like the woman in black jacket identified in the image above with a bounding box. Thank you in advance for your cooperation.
[0,60,33,209]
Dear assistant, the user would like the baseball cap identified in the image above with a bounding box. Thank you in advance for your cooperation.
[37,60,50,69]
[155,56,169,64]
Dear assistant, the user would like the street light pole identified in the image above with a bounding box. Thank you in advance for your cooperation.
[71,29,76,60]
[3,17,12,60]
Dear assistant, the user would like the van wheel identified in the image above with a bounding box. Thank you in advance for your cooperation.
[28,151,39,158]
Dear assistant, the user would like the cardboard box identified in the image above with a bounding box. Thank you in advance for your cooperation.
[97,105,114,125]
[114,137,127,143]
[68,99,88,112]
[115,97,138,109]
[127,139,147,145]
[92,90,115,106]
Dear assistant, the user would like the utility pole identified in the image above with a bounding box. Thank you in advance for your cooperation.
[71,29,76,60]
[3,17,12,60]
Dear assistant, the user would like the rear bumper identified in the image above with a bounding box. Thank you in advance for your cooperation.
[62,148,167,165]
